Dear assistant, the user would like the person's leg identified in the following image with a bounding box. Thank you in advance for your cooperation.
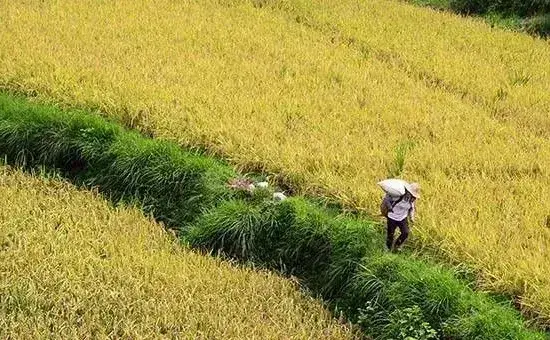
[394,219,410,248]
[386,219,397,250]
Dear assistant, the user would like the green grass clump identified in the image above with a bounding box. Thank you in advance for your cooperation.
[410,0,452,11]
[352,255,540,339]
[448,0,550,17]
[187,198,380,298]
[86,133,233,225]
[524,13,550,36]
[411,0,550,36]
[0,92,235,226]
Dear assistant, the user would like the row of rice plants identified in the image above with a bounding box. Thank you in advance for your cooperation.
[254,0,550,135]
[0,166,354,339]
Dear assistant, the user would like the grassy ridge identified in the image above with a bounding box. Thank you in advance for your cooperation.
[0,167,355,339]
[0,92,235,227]
[0,93,545,339]
[2,0,550,322]
[187,198,545,339]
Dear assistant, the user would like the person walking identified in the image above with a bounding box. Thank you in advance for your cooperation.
[381,182,420,252]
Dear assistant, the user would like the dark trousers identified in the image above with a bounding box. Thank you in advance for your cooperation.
[386,218,409,250]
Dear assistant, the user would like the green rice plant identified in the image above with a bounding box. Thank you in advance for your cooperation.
[388,140,415,178]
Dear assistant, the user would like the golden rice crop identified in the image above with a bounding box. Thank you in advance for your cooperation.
[0,167,355,339]
[1,0,550,324]
[268,0,550,136]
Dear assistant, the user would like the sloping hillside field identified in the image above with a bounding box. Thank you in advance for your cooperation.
[1,92,545,339]
[0,167,355,339]
[1,0,550,327]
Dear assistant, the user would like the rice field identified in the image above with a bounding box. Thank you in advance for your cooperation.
[268,0,550,136]
[1,0,550,325]
[0,166,355,339]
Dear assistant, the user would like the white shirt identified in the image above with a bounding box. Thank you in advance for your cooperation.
[385,195,415,222]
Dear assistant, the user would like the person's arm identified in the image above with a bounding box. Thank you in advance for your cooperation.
[382,195,393,212]
[409,201,416,223]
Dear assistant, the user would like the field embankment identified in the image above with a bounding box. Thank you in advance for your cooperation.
[1,0,550,326]
[0,93,545,339]
[0,166,355,339]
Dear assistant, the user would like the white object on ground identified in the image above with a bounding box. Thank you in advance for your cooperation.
[248,184,256,191]
[273,192,287,201]
[377,179,407,197]
[256,181,269,188]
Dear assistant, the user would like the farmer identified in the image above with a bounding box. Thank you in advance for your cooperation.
[381,182,420,251]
